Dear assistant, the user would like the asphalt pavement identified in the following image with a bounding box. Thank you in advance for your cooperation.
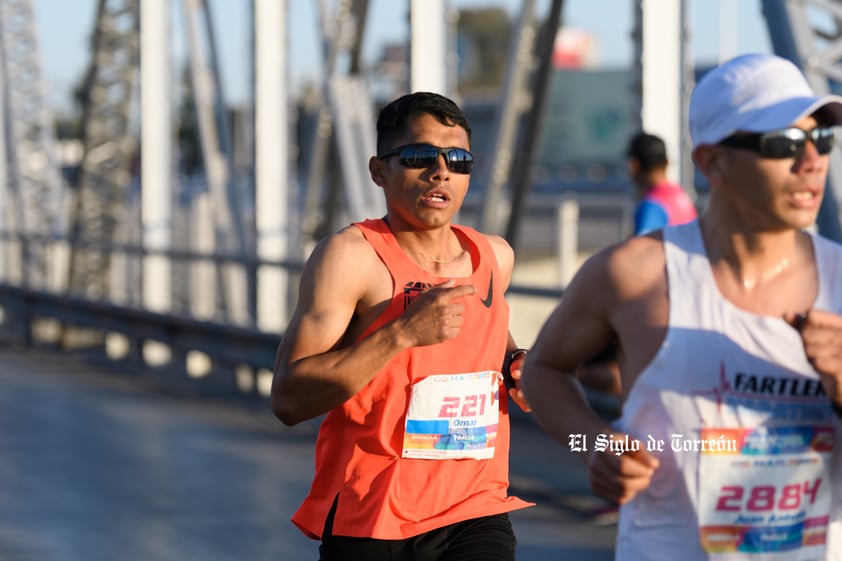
[0,344,616,561]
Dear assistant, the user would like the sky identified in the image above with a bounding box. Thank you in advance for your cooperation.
[33,0,772,114]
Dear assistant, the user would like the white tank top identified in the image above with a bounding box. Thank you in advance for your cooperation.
[614,221,842,561]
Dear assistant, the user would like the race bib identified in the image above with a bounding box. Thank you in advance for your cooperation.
[402,371,500,460]
[698,425,833,559]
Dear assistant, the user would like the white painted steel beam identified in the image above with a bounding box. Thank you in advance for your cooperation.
[141,0,173,363]
[410,0,447,94]
[254,0,289,331]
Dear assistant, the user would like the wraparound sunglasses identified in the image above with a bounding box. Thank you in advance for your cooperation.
[378,143,474,174]
[718,126,836,159]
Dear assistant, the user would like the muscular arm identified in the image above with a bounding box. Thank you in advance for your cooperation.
[271,227,476,426]
[521,240,661,503]
[521,252,620,442]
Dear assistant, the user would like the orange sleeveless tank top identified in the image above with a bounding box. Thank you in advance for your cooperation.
[291,218,532,540]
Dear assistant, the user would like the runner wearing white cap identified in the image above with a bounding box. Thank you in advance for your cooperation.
[522,53,842,561]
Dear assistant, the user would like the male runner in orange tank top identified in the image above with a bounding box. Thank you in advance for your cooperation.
[272,92,533,561]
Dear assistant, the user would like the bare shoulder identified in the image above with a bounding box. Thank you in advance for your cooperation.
[562,232,667,319]
[533,232,667,371]
[308,225,378,269]
[597,232,667,299]
[300,225,384,303]
[482,233,515,280]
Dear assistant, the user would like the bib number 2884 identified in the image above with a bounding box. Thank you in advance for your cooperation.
[715,478,822,512]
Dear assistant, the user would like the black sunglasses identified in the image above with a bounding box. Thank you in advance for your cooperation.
[718,126,836,159]
[378,143,474,174]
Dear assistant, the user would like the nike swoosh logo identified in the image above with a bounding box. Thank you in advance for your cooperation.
[480,274,493,308]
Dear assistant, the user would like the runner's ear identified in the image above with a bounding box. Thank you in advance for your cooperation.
[369,156,387,187]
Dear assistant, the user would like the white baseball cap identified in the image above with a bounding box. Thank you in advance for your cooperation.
[689,53,842,148]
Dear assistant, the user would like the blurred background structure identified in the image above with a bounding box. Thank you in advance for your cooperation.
[1,0,842,387]
[3,2,842,559]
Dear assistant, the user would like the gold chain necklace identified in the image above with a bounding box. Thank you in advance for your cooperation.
[407,236,463,264]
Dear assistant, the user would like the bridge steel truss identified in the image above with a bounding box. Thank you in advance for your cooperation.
[64,0,140,300]
[4,0,842,329]
[64,0,249,325]
[0,0,68,290]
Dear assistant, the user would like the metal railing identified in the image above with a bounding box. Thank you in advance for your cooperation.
[0,191,636,396]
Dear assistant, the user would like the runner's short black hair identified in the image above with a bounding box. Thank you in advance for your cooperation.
[376,92,472,155]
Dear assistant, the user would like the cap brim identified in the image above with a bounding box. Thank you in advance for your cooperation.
[735,95,842,133]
